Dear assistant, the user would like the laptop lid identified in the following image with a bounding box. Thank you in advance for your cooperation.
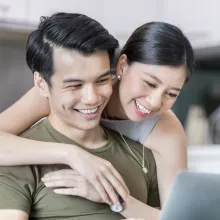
[160,171,220,220]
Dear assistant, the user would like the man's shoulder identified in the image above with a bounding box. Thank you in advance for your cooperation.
[20,119,52,142]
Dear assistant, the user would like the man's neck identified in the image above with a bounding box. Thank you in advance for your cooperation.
[48,115,107,149]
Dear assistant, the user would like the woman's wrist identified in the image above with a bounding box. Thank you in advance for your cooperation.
[61,144,81,167]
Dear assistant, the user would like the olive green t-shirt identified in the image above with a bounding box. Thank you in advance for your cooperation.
[0,119,160,219]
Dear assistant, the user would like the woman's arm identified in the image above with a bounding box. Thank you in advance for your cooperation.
[121,195,160,219]
[145,110,187,206]
[42,169,160,220]
[0,86,50,134]
[0,87,129,205]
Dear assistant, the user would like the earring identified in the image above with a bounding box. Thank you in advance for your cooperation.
[117,75,121,80]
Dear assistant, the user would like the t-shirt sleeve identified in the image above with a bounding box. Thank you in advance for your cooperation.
[0,166,35,214]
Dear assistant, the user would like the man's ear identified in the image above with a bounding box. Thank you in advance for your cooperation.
[34,72,49,97]
[116,54,129,78]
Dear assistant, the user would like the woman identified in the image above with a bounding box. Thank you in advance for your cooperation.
[0,21,194,211]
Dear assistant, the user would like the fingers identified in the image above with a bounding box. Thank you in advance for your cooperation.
[54,188,82,196]
[88,175,111,205]
[53,187,103,203]
[43,169,78,179]
[106,171,128,203]
[44,179,79,188]
[103,162,129,202]
[98,174,120,205]
[41,170,84,183]
[86,161,129,205]
[42,174,84,183]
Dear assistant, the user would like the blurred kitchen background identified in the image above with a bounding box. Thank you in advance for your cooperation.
[0,0,220,173]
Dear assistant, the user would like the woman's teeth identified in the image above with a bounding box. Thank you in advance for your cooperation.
[135,100,151,114]
[78,107,98,114]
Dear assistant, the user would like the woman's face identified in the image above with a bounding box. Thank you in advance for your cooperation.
[116,55,187,121]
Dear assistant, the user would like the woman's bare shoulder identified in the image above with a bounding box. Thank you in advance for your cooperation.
[144,110,186,154]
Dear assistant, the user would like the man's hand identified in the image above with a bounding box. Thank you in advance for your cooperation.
[63,148,130,205]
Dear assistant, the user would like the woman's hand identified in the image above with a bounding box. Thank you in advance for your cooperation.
[44,148,129,206]
[65,148,129,205]
[42,169,104,203]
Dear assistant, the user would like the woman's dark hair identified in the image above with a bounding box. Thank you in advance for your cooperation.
[120,22,195,82]
[26,12,119,86]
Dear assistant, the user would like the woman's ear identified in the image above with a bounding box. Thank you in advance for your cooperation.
[34,72,49,97]
[116,54,129,78]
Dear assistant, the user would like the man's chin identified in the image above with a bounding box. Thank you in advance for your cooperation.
[76,120,101,131]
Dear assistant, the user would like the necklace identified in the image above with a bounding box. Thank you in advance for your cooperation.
[103,111,148,174]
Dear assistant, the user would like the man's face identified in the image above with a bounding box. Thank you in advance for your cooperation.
[41,48,112,132]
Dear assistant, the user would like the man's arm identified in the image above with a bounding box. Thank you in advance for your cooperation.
[0,166,33,219]
[0,210,28,220]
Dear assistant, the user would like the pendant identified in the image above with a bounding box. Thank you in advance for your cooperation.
[142,167,148,174]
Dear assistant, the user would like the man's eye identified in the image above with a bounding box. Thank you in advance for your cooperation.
[96,78,109,84]
[71,84,82,89]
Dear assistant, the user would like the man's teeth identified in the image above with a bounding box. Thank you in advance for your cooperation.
[135,101,151,114]
[79,107,98,114]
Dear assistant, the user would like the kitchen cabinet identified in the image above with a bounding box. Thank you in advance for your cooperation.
[28,0,161,45]
[188,146,220,174]
[102,0,162,45]
[28,0,103,25]
[0,0,28,22]
[163,0,220,49]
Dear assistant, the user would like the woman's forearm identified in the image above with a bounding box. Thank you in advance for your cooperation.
[0,87,50,135]
[0,131,130,206]
[0,131,71,166]
[121,196,160,220]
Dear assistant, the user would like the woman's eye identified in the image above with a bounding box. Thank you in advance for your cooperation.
[167,92,178,98]
[145,81,156,88]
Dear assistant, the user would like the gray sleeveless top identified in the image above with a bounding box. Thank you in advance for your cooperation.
[101,115,160,144]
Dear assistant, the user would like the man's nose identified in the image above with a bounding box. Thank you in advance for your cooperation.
[81,84,101,105]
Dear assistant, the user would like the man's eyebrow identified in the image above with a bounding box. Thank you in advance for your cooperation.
[63,78,83,83]
[63,70,112,83]
[96,70,112,79]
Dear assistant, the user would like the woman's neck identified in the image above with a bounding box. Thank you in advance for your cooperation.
[104,82,128,120]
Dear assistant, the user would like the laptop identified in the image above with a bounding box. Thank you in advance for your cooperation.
[160,171,220,220]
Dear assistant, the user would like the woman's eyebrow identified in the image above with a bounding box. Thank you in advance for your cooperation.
[143,72,162,84]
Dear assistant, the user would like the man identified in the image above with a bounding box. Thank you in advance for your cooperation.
[0,13,160,219]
